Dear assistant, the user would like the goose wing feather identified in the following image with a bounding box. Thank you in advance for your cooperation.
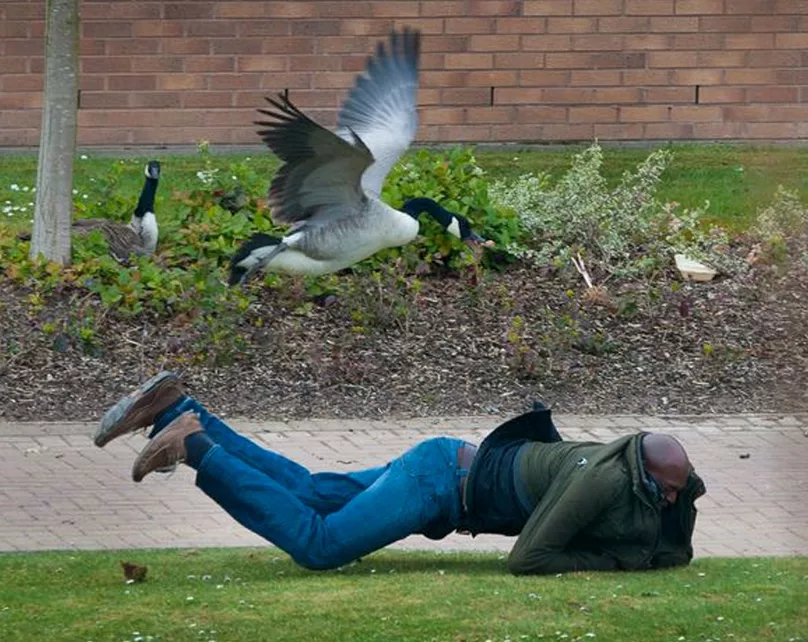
[335,27,421,199]
[255,95,374,228]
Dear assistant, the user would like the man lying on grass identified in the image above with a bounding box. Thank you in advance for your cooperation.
[94,372,706,575]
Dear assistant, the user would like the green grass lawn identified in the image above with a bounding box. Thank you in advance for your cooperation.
[1,144,806,236]
[0,549,804,642]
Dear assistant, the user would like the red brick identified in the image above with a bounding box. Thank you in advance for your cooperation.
[698,87,746,103]
[340,20,395,36]
[747,86,800,103]
[669,69,724,85]
[673,34,725,50]
[210,74,262,90]
[620,106,671,122]
[0,110,41,128]
[105,39,161,56]
[495,87,545,104]
[421,54,446,70]
[422,107,466,125]
[3,39,44,56]
[212,40,263,55]
[624,34,672,50]
[523,35,573,50]
[725,33,775,49]
[524,0,573,16]
[419,88,442,104]
[569,106,619,122]
[266,38,317,55]
[546,17,596,33]
[3,3,44,20]
[0,129,38,146]
[287,55,340,72]
[645,122,695,138]
[0,22,29,38]
[497,17,547,33]
[589,52,647,68]
[446,18,496,34]
[593,87,644,103]
[775,0,808,12]
[422,35,469,53]
[669,105,723,121]
[624,69,672,85]
[645,87,695,103]
[751,16,798,31]
[570,69,621,86]
[518,70,570,85]
[594,123,645,139]
[185,57,236,73]
[81,57,132,73]
[131,57,185,73]
[744,123,800,139]
[496,52,547,69]
[165,2,215,19]
[238,21,293,37]
[80,39,105,56]
[573,35,624,50]
[598,17,652,32]
[0,57,27,74]
[129,92,184,109]
[700,16,752,32]
[649,51,698,68]
[625,0,674,14]
[419,1,468,16]
[183,93,234,108]
[466,106,516,123]
[490,124,544,140]
[466,70,519,86]
[440,125,492,141]
[186,21,239,37]
[82,22,132,39]
[516,105,568,122]
[78,127,134,146]
[80,77,104,92]
[107,75,157,91]
[445,53,493,69]
[675,0,723,13]
[392,18,444,34]
[370,1,420,17]
[216,2,267,18]
[723,105,806,122]
[266,2,319,18]
[286,90,342,108]
[260,73,313,90]
[697,51,748,67]
[724,0,778,14]
[650,17,698,31]
[747,51,802,67]
[776,33,808,49]
[164,39,211,55]
[469,34,521,52]
[442,88,492,105]
[574,0,622,15]
[725,69,779,84]
[82,3,161,20]
[544,52,592,68]
[1,74,43,92]
[291,21,341,37]
[157,75,206,91]
[421,70,468,87]
[543,123,595,140]
[133,21,184,38]
[470,0,521,15]
[542,87,596,103]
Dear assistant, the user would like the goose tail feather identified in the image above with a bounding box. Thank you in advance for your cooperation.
[229,233,284,286]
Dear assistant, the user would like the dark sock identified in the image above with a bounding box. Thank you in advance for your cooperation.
[185,431,215,469]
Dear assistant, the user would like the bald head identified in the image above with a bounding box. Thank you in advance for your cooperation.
[642,433,691,506]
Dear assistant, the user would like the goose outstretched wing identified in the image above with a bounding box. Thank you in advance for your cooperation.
[255,94,374,228]
[335,27,421,199]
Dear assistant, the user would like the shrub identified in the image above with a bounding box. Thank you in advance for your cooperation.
[489,142,744,280]
[747,185,808,265]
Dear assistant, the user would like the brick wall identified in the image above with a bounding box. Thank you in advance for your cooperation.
[1,0,807,147]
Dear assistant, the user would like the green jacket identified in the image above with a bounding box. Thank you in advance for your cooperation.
[465,408,706,576]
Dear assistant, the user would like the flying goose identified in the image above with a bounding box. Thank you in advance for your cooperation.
[20,160,161,262]
[228,28,491,286]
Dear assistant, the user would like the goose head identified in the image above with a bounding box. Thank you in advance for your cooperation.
[144,160,161,180]
[400,197,494,247]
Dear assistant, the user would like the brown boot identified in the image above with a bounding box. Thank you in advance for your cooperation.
[94,371,184,447]
[131,411,203,482]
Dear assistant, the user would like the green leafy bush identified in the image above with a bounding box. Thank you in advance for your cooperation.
[747,185,808,265]
[490,143,744,280]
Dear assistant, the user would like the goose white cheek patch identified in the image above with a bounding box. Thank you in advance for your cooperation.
[447,217,461,238]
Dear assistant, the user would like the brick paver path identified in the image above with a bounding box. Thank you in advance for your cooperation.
[1,413,806,558]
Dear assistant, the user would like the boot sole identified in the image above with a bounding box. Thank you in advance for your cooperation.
[94,372,180,447]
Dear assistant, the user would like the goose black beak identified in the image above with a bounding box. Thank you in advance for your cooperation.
[465,231,496,248]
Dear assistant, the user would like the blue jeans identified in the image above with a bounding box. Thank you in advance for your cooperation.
[154,397,471,570]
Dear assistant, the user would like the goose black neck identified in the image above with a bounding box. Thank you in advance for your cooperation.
[134,177,159,217]
[401,197,453,227]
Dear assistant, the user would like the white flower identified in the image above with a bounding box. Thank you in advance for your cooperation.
[10,184,19,191]
[80,154,88,159]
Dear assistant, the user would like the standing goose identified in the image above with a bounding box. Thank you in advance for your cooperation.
[20,160,162,262]
[228,28,491,286]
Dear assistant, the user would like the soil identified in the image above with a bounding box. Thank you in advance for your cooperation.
[1,250,807,423]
